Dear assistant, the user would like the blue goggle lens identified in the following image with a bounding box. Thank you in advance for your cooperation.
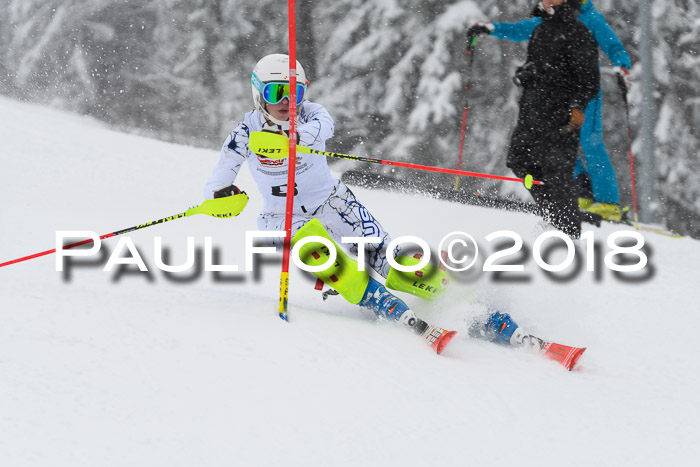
[261,82,306,105]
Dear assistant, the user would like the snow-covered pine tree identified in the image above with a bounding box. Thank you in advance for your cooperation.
[592,0,699,234]
[1,0,160,128]
[313,0,502,193]
[646,0,700,235]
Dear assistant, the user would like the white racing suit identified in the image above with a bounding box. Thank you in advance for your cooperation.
[204,102,399,278]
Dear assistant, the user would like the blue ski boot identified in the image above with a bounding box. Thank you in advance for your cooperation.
[485,312,519,345]
[470,311,534,347]
[359,277,417,327]
[359,277,458,354]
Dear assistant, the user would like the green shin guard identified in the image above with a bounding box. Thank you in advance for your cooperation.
[385,255,449,300]
[291,219,369,304]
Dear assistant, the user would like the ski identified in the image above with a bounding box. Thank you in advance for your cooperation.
[634,225,683,239]
[612,220,684,239]
[414,319,457,355]
[540,341,586,371]
[317,284,457,355]
[524,335,586,371]
[610,209,684,239]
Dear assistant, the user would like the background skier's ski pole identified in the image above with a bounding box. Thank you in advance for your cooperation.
[249,131,541,188]
[0,194,248,268]
[454,34,478,191]
[617,73,640,228]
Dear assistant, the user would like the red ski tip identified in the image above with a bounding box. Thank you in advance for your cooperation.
[565,347,586,371]
[422,325,457,355]
[435,330,457,355]
[541,343,587,371]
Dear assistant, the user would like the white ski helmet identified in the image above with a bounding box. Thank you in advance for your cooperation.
[251,53,308,125]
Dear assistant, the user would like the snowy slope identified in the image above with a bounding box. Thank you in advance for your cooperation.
[1,97,699,467]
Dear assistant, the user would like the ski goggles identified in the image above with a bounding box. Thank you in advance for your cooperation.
[252,73,307,105]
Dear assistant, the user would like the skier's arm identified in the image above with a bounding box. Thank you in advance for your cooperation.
[491,17,541,42]
[583,9,631,68]
[203,124,249,200]
[297,102,335,150]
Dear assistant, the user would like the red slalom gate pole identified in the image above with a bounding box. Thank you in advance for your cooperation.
[1,235,113,269]
[454,35,478,191]
[249,131,543,187]
[278,0,298,321]
[0,196,249,269]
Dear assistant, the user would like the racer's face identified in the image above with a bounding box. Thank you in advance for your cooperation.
[266,98,290,122]
[542,0,564,14]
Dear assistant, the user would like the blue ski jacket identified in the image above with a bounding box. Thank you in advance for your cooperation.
[492,0,631,68]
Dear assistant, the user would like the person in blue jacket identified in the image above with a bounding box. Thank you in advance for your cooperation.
[468,0,631,221]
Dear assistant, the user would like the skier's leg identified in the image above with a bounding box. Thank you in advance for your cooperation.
[314,181,397,279]
[359,276,418,326]
[579,94,621,206]
[293,220,455,353]
[540,167,581,238]
[315,182,449,297]
[257,183,447,304]
[511,151,581,238]
[470,310,539,348]
[360,275,456,354]
[470,310,586,369]
[530,133,581,238]
[291,218,417,325]
[256,211,310,248]
[573,155,586,181]
[574,159,594,209]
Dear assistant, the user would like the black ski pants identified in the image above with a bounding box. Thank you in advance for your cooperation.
[507,126,582,238]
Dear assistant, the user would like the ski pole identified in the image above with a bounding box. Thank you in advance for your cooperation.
[454,34,478,191]
[617,73,640,228]
[0,194,249,268]
[249,131,541,188]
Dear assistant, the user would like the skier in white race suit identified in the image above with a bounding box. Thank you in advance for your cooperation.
[203,54,466,351]
[203,53,564,358]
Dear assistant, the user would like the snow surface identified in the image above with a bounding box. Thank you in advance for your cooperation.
[1,97,699,466]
